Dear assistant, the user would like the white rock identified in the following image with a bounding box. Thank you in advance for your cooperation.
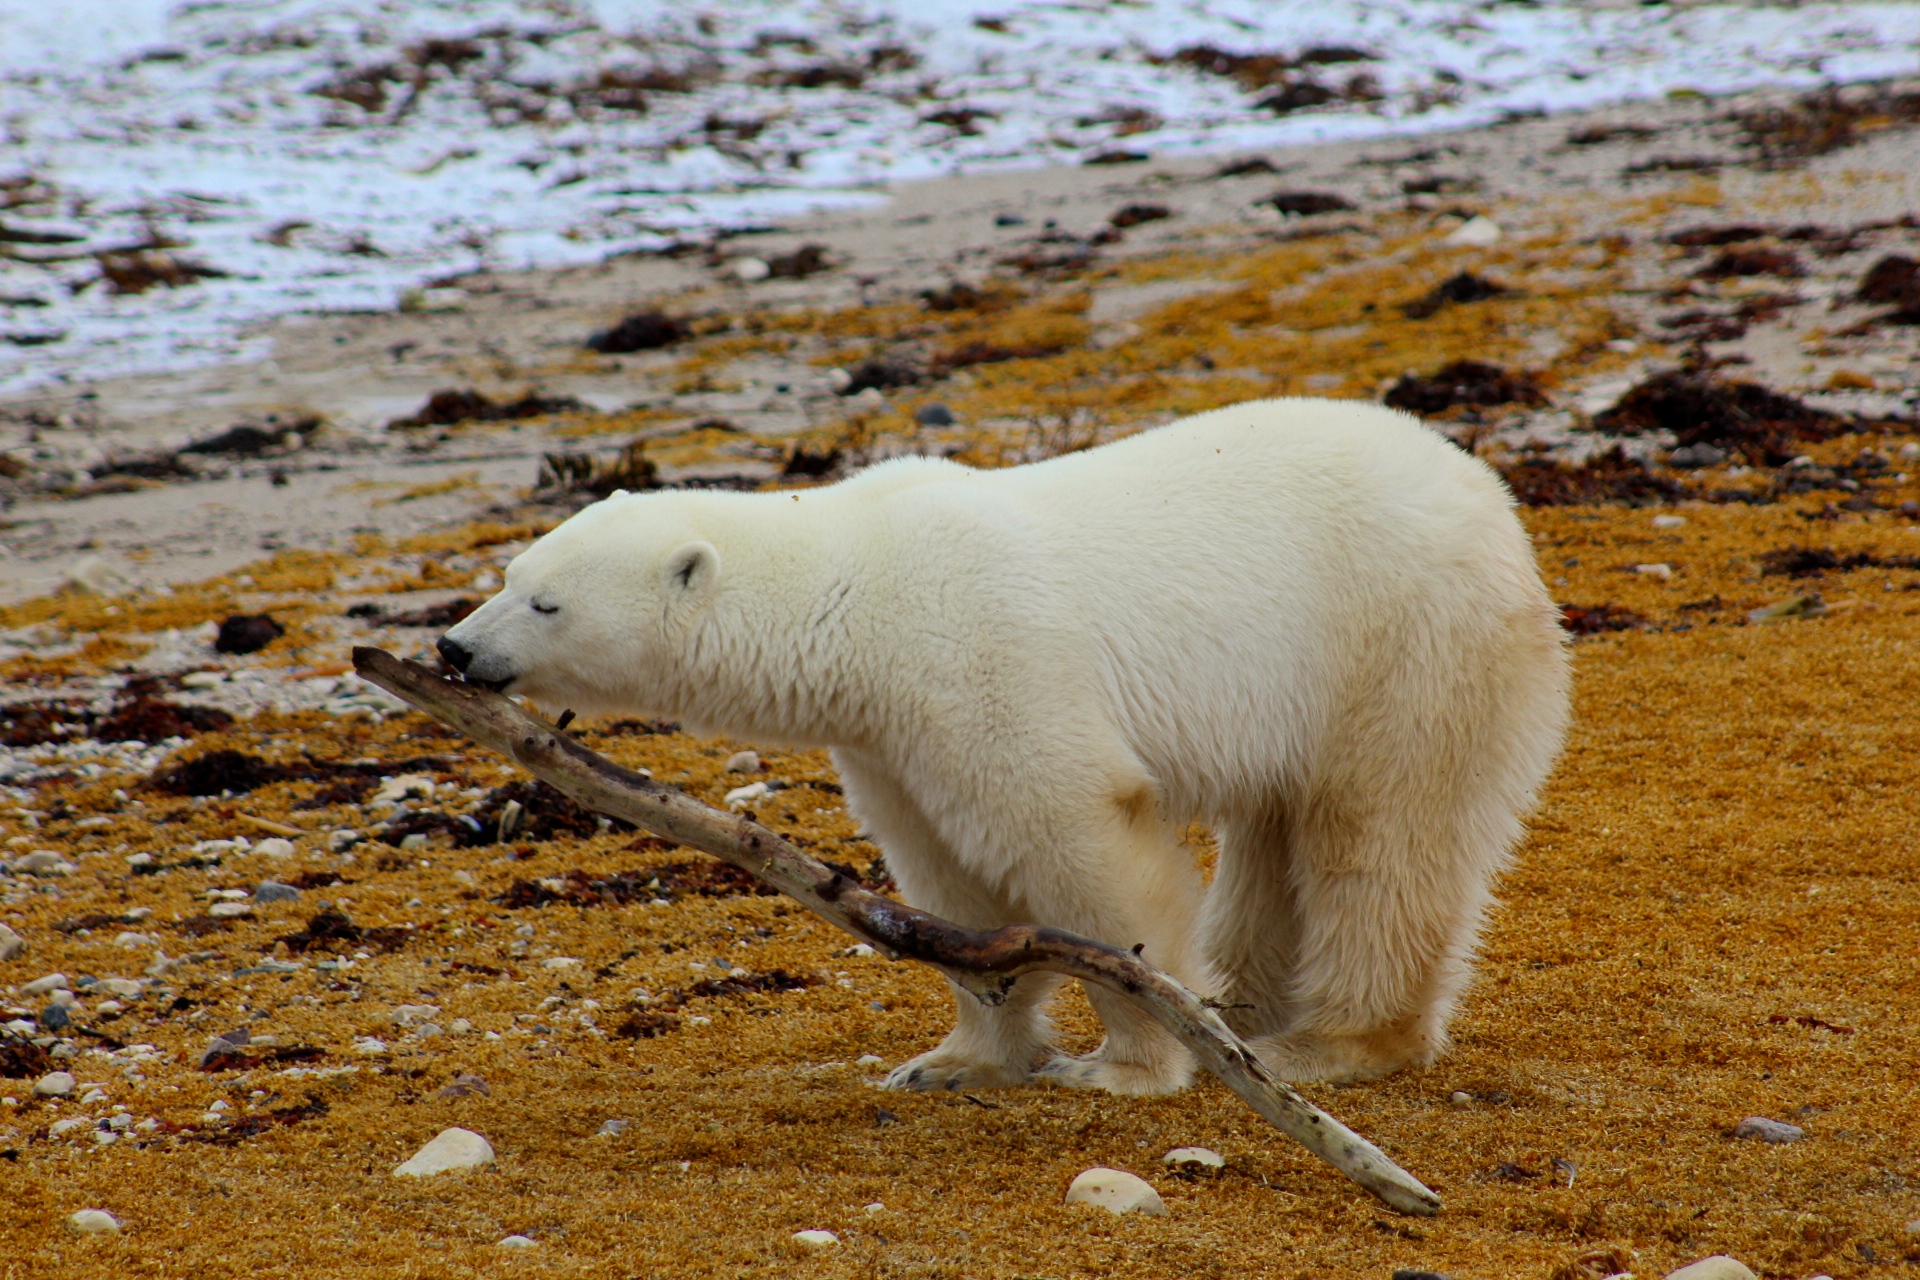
[12,850,75,876]
[863,1202,885,1215]
[733,256,771,282]
[180,670,225,689]
[497,1235,537,1248]
[1899,442,1920,461]
[34,1071,76,1097]
[353,1037,389,1055]
[64,556,134,596]
[392,1127,495,1176]
[49,1117,89,1137]
[113,932,155,948]
[1652,514,1687,529]
[1444,215,1503,247]
[208,902,252,918]
[390,1004,441,1026]
[98,977,142,998]
[855,1054,885,1068]
[1065,1168,1166,1216]
[541,957,580,970]
[1449,1090,1474,1108]
[254,837,295,859]
[93,1129,118,1145]
[66,1208,121,1235]
[1732,1116,1804,1143]
[371,774,436,805]
[1162,1147,1224,1170]
[724,781,771,809]
[791,1230,839,1247]
[1666,1257,1758,1280]
[724,750,761,773]
[0,923,23,961]
[81,1089,109,1105]
[1633,562,1674,580]
[595,1119,630,1137]
[449,1018,473,1034]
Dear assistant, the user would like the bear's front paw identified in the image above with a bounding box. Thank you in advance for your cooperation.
[1037,1050,1193,1097]
[880,1051,1033,1093]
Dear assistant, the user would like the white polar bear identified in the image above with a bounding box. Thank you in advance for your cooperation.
[439,398,1570,1093]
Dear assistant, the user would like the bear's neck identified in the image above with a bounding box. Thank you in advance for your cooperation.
[668,496,878,749]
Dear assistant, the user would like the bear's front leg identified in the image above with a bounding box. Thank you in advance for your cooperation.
[881,971,1064,1092]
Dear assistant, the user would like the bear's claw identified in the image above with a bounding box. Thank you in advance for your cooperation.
[879,1053,1034,1093]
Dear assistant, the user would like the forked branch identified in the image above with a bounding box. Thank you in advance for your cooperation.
[350,647,1440,1216]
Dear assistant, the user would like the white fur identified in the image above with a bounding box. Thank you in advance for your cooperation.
[443,398,1570,1093]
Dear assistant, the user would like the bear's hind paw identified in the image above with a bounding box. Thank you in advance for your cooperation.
[1037,1052,1192,1097]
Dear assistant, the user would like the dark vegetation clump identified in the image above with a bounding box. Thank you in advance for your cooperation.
[345,598,479,628]
[1495,447,1691,508]
[93,247,226,296]
[765,243,833,278]
[1384,361,1546,416]
[1260,190,1354,216]
[1566,124,1657,146]
[1590,369,1846,465]
[1560,603,1650,636]
[388,387,587,430]
[1853,254,1920,324]
[1402,271,1509,319]
[1734,86,1920,166]
[781,446,842,479]
[214,613,284,654]
[1215,156,1280,177]
[182,416,320,456]
[470,779,629,845]
[535,441,657,498]
[1666,224,1774,249]
[150,749,295,797]
[1108,203,1171,229]
[585,310,689,354]
[275,906,412,955]
[0,1034,52,1079]
[1758,546,1920,578]
[1693,247,1804,280]
[94,697,233,744]
[1,700,93,748]
[838,354,923,395]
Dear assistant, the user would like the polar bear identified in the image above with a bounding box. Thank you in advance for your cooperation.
[438,398,1569,1093]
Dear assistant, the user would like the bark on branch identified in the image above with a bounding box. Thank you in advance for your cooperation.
[350,647,1441,1216]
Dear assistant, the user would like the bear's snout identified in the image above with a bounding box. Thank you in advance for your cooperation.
[436,634,474,674]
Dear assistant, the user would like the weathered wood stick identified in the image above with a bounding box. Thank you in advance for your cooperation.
[351,646,1441,1216]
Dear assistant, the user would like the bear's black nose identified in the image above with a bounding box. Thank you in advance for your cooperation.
[436,635,474,674]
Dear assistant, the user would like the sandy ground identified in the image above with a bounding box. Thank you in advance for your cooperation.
[3,75,1920,1279]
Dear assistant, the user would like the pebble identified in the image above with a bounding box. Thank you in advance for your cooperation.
[40,1003,72,1031]
[180,670,225,689]
[915,402,956,426]
[724,750,761,773]
[0,922,23,960]
[1391,1271,1453,1280]
[49,1117,89,1137]
[732,256,771,282]
[1632,562,1674,580]
[1748,594,1824,624]
[1163,1147,1224,1171]
[1668,443,1728,468]
[253,837,296,859]
[390,1004,441,1026]
[1444,214,1503,247]
[1665,1257,1757,1280]
[541,957,580,970]
[1651,514,1687,529]
[864,1202,885,1215]
[353,1037,389,1055]
[66,1208,121,1235]
[34,1071,76,1097]
[371,774,435,805]
[113,931,155,948]
[64,555,135,596]
[208,902,252,918]
[254,881,301,904]
[1732,1116,1804,1143]
[791,1230,839,1247]
[392,1127,495,1176]
[855,1054,885,1068]
[1065,1167,1166,1216]
[1449,1090,1474,1108]
[497,1235,537,1248]
[97,978,142,998]
[724,781,771,808]
[596,1119,630,1137]
[12,850,76,876]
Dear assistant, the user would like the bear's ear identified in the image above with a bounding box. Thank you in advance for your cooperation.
[663,541,721,595]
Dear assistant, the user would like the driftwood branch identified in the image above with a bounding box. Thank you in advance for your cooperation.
[350,647,1441,1216]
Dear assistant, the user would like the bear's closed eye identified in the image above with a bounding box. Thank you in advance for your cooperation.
[532,601,559,614]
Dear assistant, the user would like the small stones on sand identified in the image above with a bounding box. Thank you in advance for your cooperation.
[1065,1167,1166,1216]
[724,750,761,773]
[725,781,771,809]
[1162,1147,1224,1171]
[792,1230,839,1247]
[497,1234,538,1248]
[1665,1257,1758,1280]
[595,1118,630,1137]
[0,922,24,960]
[66,1209,121,1235]
[34,1070,76,1097]
[11,850,76,876]
[254,881,301,904]
[1732,1116,1805,1143]
[393,1127,495,1176]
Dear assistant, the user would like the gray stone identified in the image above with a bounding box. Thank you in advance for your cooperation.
[34,1070,76,1097]
[916,402,956,427]
[1665,1257,1757,1280]
[1732,1116,1804,1143]
[22,972,69,997]
[254,881,301,904]
[1668,443,1728,469]
[39,1003,71,1031]
[392,1127,494,1176]
[0,922,23,961]
[596,1118,630,1137]
[11,850,76,876]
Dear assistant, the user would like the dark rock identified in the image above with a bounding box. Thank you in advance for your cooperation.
[1109,203,1171,229]
[1402,272,1510,320]
[1261,190,1354,216]
[38,1003,71,1031]
[781,447,842,479]
[254,882,302,905]
[388,388,587,430]
[585,310,689,353]
[1667,443,1728,469]
[915,403,956,427]
[214,614,284,654]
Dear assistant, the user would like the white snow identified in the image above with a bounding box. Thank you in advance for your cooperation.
[2,0,1916,392]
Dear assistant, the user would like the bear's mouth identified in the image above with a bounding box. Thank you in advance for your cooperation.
[465,673,514,694]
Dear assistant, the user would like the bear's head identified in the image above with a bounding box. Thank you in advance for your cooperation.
[436,493,721,715]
